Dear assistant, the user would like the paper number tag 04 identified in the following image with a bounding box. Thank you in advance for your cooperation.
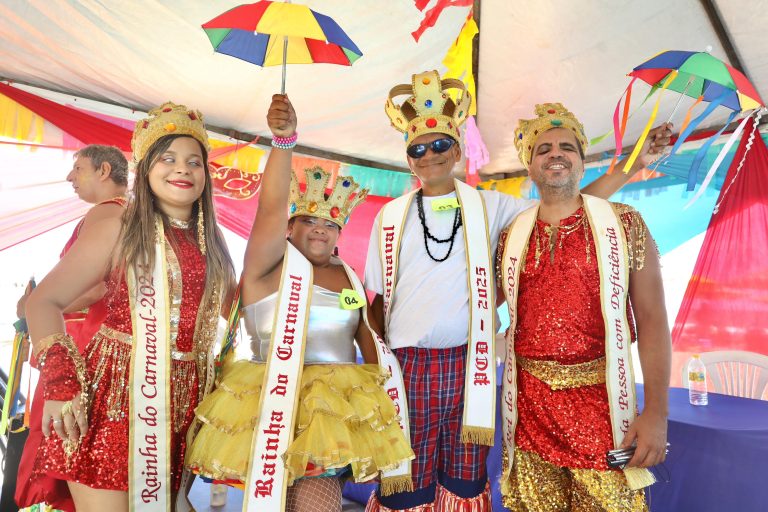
[340,289,364,310]
[431,198,460,211]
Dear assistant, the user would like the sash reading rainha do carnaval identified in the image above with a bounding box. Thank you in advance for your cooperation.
[379,179,496,445]
[243,243,313,512]
[243,243,414,511]
[128,218,173,512]
[500,195,655,493]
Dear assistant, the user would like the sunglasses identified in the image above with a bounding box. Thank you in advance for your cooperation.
[406,137,457,159]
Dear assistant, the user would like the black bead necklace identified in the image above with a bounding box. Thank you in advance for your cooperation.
[416,189,463,262]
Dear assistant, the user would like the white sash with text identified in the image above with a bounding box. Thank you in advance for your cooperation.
[128,219,172,512]
[242,243,313,512]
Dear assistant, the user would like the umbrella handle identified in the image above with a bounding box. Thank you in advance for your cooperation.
[664,76,695,124]
[281,35,288,95]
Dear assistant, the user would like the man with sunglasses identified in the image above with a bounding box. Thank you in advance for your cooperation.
[363,71,671,512]
[497,103,670,511]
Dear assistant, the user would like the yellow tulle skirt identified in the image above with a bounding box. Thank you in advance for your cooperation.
[185,357,414,493]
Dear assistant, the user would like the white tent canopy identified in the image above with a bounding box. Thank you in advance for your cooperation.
[0,0,765,175]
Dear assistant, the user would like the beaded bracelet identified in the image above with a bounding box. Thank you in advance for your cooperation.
[271,132,298,149]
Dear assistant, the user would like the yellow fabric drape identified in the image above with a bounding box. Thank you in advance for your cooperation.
[0,94,44,143]
[477,176,529,198]
[442,16,479,115]
[208,139,265,174]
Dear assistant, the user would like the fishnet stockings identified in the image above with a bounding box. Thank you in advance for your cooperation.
[286,477,343,512]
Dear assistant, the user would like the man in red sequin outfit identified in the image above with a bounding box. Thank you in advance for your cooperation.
[497,104,671,511]
[15,144,128,511]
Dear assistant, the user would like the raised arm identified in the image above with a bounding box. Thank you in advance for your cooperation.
[582,123,673,199]
[621,227,671,468]
[242,95,298,284]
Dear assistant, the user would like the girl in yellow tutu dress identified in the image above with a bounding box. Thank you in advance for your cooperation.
[185,95,414,512]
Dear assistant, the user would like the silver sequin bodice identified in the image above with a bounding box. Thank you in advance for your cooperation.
[243,286,358,363]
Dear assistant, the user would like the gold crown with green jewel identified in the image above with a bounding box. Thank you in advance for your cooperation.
[515,103,587,169]
[385,70,473,145]
[289,167,368,228]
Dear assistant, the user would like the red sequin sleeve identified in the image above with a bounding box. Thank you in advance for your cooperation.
[41,344,81,401]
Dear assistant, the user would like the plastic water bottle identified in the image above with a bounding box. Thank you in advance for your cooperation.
[688,354,708,406]
[210,483,228,507]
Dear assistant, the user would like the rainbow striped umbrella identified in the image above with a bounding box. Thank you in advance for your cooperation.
[202,1,362,93]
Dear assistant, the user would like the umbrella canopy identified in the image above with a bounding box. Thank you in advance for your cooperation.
[630,50,763,112]
[202,1,363,68]
[612,50,766,201]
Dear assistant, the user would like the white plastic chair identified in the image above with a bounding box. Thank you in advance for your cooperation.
[681,350,768,400]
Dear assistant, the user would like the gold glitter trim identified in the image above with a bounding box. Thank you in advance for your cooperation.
[165,237,184,350]
[517,356,606,390]
[534,210,590,268]
[502,446,648,511]
[98,325,132,344]
[172,359,196,433]
[380,475,414,496]
[461,426,495,446]
[193,286,222,402]
[36,333,90,461]
[96,325,196,360]
[88,332,131,421]
[613,203,653,272]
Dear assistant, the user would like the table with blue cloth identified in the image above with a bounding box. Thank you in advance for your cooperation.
[343,383,768,511]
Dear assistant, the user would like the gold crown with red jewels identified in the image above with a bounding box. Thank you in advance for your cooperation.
[515,103,588,169]
[289,167,368,228]
[385,70,472,145]
[131,101,210,163]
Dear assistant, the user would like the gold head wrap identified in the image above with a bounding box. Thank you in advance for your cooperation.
[289,167,368,229]
[515,103,587,169]
[131,102,210,163]
[385,70,472,145]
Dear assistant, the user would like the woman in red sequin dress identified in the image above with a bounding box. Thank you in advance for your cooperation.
[24,103,235,511]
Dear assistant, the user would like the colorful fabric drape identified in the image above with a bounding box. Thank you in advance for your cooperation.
[0,83,132,150]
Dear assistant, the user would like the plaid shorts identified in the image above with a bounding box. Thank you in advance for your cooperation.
[396,344,490,490]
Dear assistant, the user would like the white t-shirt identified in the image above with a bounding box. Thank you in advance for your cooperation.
[364,190,536,349]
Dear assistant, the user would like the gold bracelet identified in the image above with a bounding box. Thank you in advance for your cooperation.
[34,332,73,363]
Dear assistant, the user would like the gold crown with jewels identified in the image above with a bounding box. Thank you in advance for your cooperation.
[385,70,472,145]
[289,167,368,228]
[131,101,210,163]
[515,103,587,169]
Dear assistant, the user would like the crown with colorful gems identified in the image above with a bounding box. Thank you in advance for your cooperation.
[515,103,588,169]
[289,167,368,228]
[385,70,472,145]
[131,102,210,163]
